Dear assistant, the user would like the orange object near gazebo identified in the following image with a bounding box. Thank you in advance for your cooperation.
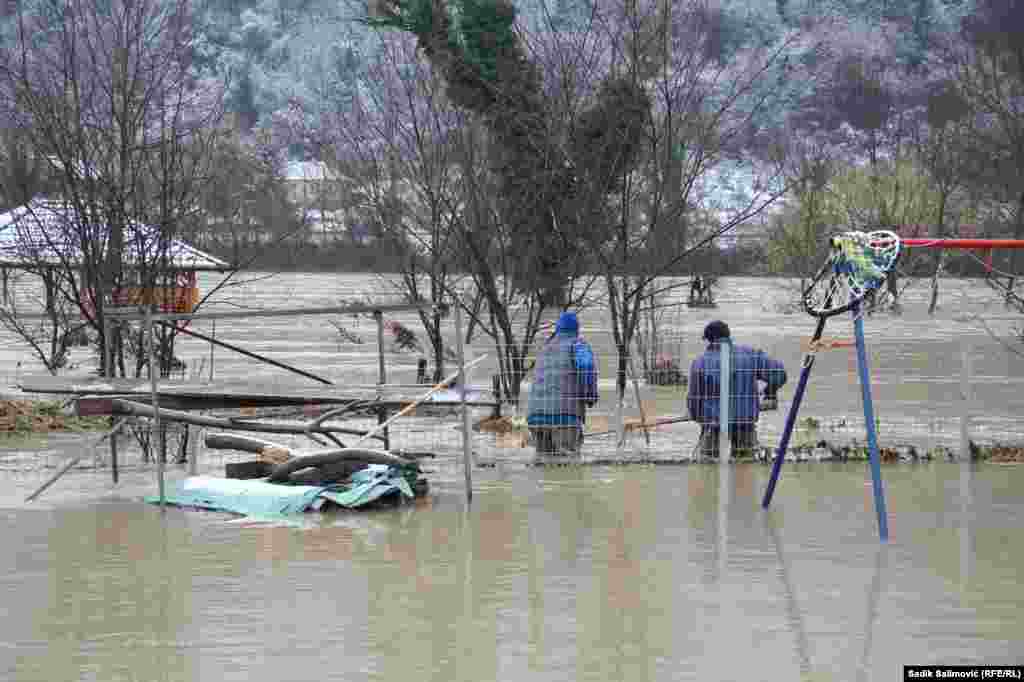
[108,271,201,314]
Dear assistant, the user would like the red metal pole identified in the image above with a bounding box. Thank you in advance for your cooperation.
[901,238,1024,249]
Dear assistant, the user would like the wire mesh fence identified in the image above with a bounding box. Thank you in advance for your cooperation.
[4,272,1024,481]
[462,309,1024,465]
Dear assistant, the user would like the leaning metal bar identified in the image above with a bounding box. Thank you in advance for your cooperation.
[852,301,888,541]
[348,355,489,449]
[160,322,334,386]
[762,314,828,508]
[24,418,128,502]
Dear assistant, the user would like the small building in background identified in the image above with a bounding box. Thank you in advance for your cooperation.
[0,198,231,313]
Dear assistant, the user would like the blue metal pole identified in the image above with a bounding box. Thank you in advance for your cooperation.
[852,303,889,542]
[762,315,828,508]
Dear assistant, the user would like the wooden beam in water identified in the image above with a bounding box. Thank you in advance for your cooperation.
[99,398,388,442]
[72,392,499,418]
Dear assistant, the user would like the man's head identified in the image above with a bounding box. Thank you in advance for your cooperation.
[703,320,730,343]
[555,311,579,336]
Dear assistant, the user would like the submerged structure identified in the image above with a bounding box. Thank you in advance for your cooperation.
[147,463,426,515]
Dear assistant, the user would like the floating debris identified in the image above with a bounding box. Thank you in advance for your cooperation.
[970,442,1024,462]
[0,399,108,435]
[145,464,424,514]
[646,355,687,386]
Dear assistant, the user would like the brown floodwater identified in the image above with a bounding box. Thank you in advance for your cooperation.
[2,274,1023,680]
[1,457,1021,681]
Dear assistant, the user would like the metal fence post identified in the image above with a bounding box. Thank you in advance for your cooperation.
[147,307,165,507]
[104,316,118,484]
[375,311,390,451]
[719,338,732,462]
[209,319,215,382]
[454,304,472,503]
[187,425,201,476]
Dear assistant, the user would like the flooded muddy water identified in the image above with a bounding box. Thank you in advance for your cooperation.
[2,460,1022,681]
[2,274,1022,680]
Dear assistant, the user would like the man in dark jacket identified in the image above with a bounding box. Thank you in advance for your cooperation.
[526,312,599,457]
[687,320,787,458]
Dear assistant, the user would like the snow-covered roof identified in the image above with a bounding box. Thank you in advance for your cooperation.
[0,199,231,271]
[285,160,336,182]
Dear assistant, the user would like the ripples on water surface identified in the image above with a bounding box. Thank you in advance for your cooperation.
[2,275,1023,680]
[2,461,1022,681]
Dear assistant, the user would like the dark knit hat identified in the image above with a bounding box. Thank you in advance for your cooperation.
[703,320,731,342]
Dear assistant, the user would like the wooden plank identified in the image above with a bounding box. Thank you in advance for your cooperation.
[20,374,344,399]
[23,374,498,414]
[106,301,437,323]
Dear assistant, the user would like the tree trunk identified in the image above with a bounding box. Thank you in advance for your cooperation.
[1013,191,1024,301]
[927,250,945,315]
[886,270,901,312]
[928,194,950,316]
[616,345,629,402]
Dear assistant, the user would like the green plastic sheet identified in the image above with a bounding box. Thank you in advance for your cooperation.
[145,465,416,515]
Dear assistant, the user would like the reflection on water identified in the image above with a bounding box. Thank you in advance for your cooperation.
[2,462,1023,681]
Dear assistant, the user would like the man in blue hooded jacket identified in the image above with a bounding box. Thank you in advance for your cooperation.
[526,312,598,457]
[688,320,787,458]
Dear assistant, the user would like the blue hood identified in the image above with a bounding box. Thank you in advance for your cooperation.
[555,312,579,336]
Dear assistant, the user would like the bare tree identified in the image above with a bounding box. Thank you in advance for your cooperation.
[943,0,1024,302]
[0,0,230,378]
[360,0,803,405]
[354,0,604,403]
[572,0,796,400]
[762,129,838,309]
[912,78,977,313]
[307,33,467,381]
[196,127,299,266]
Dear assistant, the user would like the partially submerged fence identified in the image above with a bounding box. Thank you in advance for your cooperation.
[465,311,1023,464]
[13,293,1024,505]
[19,299,493,503]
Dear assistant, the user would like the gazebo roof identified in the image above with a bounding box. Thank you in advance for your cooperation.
[0,199,231,271]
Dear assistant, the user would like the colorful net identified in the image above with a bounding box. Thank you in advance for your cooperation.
[831,231,901,299]
[803,230,901,318]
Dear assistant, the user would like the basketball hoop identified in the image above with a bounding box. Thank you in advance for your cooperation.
[802,231,901,318]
